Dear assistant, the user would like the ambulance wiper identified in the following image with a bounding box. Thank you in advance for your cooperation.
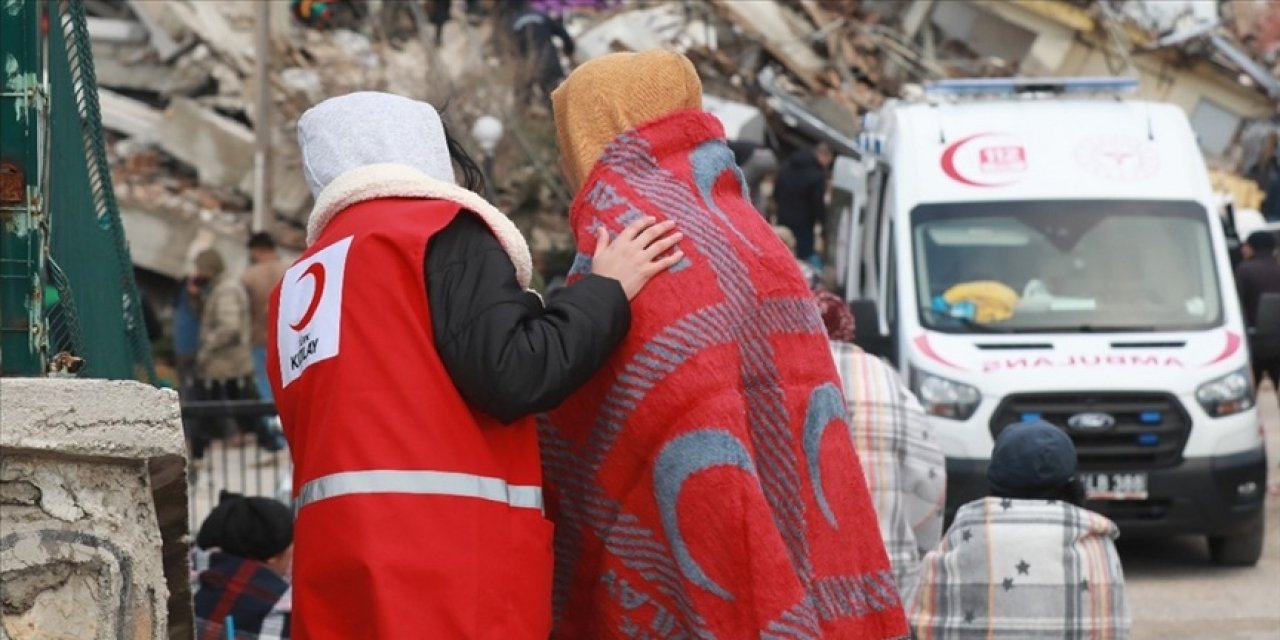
[1034,324,1159,333]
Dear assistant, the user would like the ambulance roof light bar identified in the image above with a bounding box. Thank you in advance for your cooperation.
[923,76,1139,99]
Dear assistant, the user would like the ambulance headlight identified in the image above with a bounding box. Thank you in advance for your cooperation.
[912,369,982,421]
[1196,368,1254,417]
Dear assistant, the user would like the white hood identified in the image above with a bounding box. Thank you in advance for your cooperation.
[298,91,455,197]
[295,92,533,287]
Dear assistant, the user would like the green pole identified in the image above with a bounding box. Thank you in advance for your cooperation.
[0,0,49,376]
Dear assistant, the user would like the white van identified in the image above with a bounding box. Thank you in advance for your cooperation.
[836,78,1266,565]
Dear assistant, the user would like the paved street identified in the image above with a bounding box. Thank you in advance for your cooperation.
[1124,384,1280,640]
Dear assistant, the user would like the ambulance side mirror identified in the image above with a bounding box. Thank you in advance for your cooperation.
[850,299,895,362]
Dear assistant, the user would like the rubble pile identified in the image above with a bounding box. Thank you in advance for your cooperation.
[1223,0,1280,79]
[88,0,1278,262]
[91,0,514,254]
[88,0,926,258]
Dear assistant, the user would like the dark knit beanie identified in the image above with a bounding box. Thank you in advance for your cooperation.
[196,492,293,561]
[987,420,1077,498]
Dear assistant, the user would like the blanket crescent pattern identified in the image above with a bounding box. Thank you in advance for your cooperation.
[542,111,906,640]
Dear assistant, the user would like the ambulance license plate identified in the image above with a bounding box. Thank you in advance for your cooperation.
[1083,472,1148,500]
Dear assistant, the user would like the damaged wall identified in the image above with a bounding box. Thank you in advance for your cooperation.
[0,379,190,640]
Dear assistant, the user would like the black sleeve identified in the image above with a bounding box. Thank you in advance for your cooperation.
[549,17,575,56]
[808,171,827,225]
[427,214,630,424]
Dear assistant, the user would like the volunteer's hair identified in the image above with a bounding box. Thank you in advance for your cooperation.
[442,124,487,198]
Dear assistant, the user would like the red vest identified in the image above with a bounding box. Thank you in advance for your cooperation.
[267,198,552,639]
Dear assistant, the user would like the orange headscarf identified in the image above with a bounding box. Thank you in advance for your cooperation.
[551,50,703,190]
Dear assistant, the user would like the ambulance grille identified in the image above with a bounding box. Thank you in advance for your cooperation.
[990,392,1190,470]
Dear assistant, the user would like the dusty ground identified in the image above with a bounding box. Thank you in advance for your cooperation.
[1124,384,1280,640]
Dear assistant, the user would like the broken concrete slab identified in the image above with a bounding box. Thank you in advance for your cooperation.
[163,0,255,75]
[573,4,711,62]
[711,0,827,91]
[86,16,148,44]
[118,202,249,280]
[125,0,191,62]
[158,98,254,192]
[98,88,163,141]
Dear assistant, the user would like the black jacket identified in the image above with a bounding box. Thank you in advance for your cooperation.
[1236,254,1280,329]
[772,150,826,228]
[426,213,629,424]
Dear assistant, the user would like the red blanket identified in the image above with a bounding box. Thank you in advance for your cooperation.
[542,111,908,639]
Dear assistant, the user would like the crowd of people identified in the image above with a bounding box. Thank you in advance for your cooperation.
[173,233,290,470]
[180,50,1158,640]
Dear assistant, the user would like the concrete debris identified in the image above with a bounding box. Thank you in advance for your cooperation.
[573,4,712,61]
[710,0,828,91]
[157,98,254,192]
[85,16,149,45]
[124,0,191,62]
[97,89,163,142]
[86,0,1277,265]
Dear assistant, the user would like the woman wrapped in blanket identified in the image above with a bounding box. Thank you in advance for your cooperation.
[541,50,909,640]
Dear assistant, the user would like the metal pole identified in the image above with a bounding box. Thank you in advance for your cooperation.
[483,152,496,201]
[251,0,272,233]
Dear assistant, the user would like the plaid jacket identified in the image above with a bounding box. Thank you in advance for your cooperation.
[908,498,1130,639]
[831,342,946,596]
[194,552,292,640]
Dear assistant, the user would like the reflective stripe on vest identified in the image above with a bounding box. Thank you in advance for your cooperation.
[296,470,544,512]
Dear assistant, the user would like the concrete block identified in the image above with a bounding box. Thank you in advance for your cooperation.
[98,89,164,142]
[158,98,254,192]
[0,379,191,640]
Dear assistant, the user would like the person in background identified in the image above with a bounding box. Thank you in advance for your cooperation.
[773,141,833,262]
[1247,132,1279,221]
[908,420,1130,640]
[242,233,289,405]
[271,91,680,638]
[194,492,293,639]
[174,271,205,461]
[174,273,203,388]
[822,292,946,598]
[192,248,284,462]
[506,0,575,107]
[1236,231,1280,397]
[727,140,778,213]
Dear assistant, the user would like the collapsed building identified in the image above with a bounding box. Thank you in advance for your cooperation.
[86,0,1277,327]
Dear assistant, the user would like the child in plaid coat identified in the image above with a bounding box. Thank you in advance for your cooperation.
[908,421,1130,639]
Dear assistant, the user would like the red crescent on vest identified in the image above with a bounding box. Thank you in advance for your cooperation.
[940,132,1021,188]
[289,262,326,331]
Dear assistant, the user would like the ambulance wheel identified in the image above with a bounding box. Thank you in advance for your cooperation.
[1208,519,1264,567]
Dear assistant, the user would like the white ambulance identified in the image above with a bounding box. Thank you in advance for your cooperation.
[836,77,1266,565]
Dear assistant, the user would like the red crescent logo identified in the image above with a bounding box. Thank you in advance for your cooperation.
[289,262,326,331]
[940,132,1024,188]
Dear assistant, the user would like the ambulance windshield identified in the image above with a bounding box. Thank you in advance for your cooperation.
[911,200,1223,333]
